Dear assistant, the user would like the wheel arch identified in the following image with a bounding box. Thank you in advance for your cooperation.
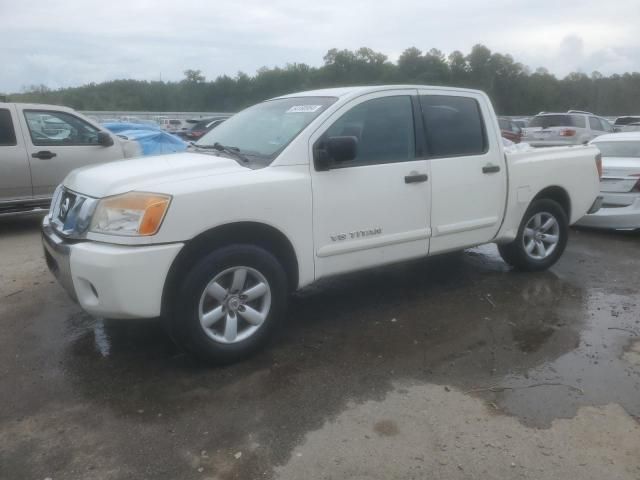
[530,186,571,220]
[161,222,300,317]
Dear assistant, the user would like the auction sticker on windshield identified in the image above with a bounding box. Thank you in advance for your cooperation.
[286,105,323,113]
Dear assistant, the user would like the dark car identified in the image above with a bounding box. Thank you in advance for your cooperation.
[498,117,522,143]
[180,116,229,141]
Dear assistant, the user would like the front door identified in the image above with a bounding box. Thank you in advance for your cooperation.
[417,90,507,254]
[310,91,431,279]
[0,105,32,203]
[19,108,122,198]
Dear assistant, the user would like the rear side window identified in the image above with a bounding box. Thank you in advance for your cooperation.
[420,95,487,157]
[24,110,100,146]
[572,116,586,128]
[0,109,17,146]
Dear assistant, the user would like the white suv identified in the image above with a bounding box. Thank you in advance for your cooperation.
[523,110,614,147]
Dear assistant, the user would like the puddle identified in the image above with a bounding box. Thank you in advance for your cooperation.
[2,224,639,480]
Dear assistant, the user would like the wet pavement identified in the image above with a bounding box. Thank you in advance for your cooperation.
[0,216,639,479]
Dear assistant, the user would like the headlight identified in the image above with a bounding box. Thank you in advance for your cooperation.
[90,192,171,236]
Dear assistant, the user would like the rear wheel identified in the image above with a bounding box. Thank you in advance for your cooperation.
[498,199,568,271]
[168,245,287,364]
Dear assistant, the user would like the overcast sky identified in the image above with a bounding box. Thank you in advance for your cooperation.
[1,0,639,93]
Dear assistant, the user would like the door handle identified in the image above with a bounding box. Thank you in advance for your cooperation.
[404,173,428,184]
[32,151,57,160]
[482,164,500,174]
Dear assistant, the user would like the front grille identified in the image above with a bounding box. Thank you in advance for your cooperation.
[49,187,98,238]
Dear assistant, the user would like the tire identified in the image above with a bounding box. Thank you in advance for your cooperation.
[167,244,288,364]
[498,199,569,272]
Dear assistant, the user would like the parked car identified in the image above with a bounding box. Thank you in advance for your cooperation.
[577,132,640,230]
[612,116,640,133]
[498,117,522,143]
[511,118,530,129]
[42,85,602,363]
[0,102,136,216]
[522,110,614,147]
[180,117,229,141]
[159,118,184,133]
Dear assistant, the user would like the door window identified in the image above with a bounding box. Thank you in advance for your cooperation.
[599,118,613,132]
[24,110,100,146]
[0,109,17,146]
[589,117,603,131]
[420,95,487,157]
[322,96,415,167]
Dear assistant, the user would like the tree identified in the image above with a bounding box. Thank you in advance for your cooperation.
[9,44,640,115]
[183,69,205,83]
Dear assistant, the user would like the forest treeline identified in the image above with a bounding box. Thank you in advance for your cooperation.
[7,44,640,115]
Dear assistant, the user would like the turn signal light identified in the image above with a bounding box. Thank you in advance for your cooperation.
[595,153,603,178]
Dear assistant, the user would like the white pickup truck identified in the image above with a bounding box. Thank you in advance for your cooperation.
[0,102,134,215]
[42,86,603,363]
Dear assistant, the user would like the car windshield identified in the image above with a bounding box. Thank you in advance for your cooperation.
[593,141,640,158]
[529,115,577,128]
[196,96,337,161]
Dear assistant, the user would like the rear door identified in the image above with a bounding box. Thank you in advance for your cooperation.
[0,105,32,202]
[417,90,507,254]
[18,108,123,198]
[309,90,431,278]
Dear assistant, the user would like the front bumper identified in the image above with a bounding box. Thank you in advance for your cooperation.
[42,217,183,319]
[576,196,640,230]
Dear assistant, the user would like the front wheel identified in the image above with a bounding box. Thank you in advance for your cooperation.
[498,199,569,271]
[168,245,288,364]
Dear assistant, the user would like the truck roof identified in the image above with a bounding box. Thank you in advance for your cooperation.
[273,85,487,100]
[0,102,76,112]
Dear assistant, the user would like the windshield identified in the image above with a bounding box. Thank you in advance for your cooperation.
[196,96,337,161]
[614,117,640,126]
[529,115,578,128]
[593,141,640,158]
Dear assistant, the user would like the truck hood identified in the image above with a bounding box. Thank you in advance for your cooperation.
[64,151,247,198]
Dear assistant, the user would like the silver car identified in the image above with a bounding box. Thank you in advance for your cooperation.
[577,132,640,230]
[523,110,614,147]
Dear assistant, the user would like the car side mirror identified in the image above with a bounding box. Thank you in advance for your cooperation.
[328,136,358,163]
[97,131,114,147]
[314,136,358,171]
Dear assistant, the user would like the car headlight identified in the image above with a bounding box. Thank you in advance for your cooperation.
[89,192,172,236]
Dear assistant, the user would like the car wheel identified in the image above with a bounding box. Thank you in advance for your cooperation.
[497,199,568,271]
[169,245,288,364]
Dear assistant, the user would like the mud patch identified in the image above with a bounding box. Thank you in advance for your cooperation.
[373,419,399,437]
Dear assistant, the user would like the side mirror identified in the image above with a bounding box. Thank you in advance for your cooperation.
[327,136,358,163]
[97,131,114,147]
[313,136,358,171]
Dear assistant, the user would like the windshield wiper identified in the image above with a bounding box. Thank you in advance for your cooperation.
[192,142,249,163]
